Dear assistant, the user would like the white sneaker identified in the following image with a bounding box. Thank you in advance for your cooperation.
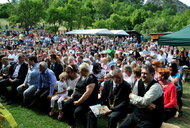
[174,111,179,118]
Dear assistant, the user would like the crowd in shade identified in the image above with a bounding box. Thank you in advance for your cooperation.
[0,27,189,128]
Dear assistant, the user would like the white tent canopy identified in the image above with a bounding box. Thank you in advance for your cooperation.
[65,30,85,35]
[84,29,114,35]
[65,29,128,36]
[110,30,129,36]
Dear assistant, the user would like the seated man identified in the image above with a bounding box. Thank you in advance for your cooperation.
[87,69,131,128]
[17,56,40,106]
[119,65,164,128]
[50,54,63,80]
[30,61,56,112]
[0,54,28,103]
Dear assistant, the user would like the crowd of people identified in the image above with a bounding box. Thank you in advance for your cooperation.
[0,28,189,128]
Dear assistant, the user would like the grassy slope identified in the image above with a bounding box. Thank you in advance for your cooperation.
[0,18,9,29]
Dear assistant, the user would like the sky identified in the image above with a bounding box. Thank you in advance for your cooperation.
[0,0,190,6]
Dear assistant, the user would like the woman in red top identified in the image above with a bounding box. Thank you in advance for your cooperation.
[157,68,177,121]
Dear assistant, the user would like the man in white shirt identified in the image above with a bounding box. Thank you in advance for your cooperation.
[119,65,164,128]
[7,51,16,64]
[0,54,28,103]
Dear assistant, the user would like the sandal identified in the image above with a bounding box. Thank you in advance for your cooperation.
[49,111,54,116]
[58,112,63,120]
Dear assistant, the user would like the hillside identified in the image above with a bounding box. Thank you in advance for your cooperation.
[145,0,189,12]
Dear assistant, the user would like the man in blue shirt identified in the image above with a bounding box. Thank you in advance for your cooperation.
[17,56,40,106]
[30,61,56,111]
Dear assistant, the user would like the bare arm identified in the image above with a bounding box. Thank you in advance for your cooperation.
[169,76,179,85]
[56,87,67,94]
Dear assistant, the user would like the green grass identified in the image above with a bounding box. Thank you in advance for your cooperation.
[0,18,9,25]
[0,18,9,29]
[167,82,190,128]
[1,105,69,128]
[1,82,190,128]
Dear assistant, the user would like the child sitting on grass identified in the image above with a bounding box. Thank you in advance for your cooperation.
[49,72,68,120]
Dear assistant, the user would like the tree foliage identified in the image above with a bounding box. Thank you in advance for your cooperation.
[9,0,45,29]
[4,0,190,33]
[0,3,11,18]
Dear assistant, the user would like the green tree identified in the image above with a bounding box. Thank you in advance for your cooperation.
[106,14,132,30]
[136,16,172,34]
[62,0,81,31]
[92,19,107,28]
[171,10,190,31]
[45,7,64,32]
[130,9,151,28]
[0,3,11,18]
[162,0,177,15]
[52,0,68,7]
[143,3,162,12]
[80,6,93,28]
[46,7,63,26]
[9,0,45,29]
[92,0,113,20]
[41,0,51,9]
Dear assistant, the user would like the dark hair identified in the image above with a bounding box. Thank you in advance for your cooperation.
[78,56,83,59]
[50,54,57,60]
[18,54,24,59]
[65,64,78,73]
[29,56,38,63]
[170,63,178,76]
[137,57,143,62]
[93,63,101,74]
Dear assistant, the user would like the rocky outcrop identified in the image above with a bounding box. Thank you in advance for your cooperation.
[145,0,189,12]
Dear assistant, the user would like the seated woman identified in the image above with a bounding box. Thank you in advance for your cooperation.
[65,64,80,96]
[0,57,10,98]
[63,63,99,128]
[157,68,177,121]
[122,65,133,87]
[92,63,105,83]
[152,60,162,80]
[0,57,10,80]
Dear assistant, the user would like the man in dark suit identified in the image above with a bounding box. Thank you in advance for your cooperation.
[87,69,131,128]
[50,54,63,80]
[0,54,28,102]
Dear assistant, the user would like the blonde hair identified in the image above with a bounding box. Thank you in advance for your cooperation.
[68,56,74,64]
[105,74,113,79]
[101,57,108,63]
[59,72,69,80]
[79,63,90,72]
[2,57,9,65]
[79,63,90,77]
[131,62,137,69]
